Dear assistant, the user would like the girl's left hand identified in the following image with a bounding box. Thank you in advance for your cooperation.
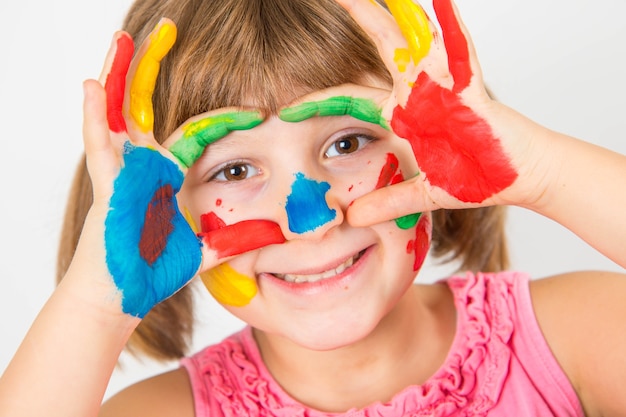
[337,0,546,226]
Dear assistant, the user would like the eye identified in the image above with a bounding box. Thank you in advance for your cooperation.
[211,161,259,182]
[325,134,374,158]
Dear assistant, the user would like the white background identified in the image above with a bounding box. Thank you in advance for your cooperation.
[0,0,624,401]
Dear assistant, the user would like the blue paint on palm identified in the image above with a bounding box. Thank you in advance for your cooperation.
[104,143,201,317]
[285,172,336,234]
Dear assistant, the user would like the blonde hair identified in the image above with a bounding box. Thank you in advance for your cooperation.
[57,0,508,361]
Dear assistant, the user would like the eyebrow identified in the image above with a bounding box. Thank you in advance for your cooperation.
[279,96,389,130]
[169,111,264,168]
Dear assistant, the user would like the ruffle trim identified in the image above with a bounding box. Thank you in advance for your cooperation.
[185,271,521,416]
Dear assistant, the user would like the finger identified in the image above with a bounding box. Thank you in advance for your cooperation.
[82,79,120,194]
[385,0,434,67]
[103,32,134,134]
[200,219,287,260]
[165,109,264,169]
[433,0,480,93]
[126,18,177,136]
[335,0,410,75]
[347,175,439,227]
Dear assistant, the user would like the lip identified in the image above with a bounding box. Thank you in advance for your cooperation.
[257,245,375,295]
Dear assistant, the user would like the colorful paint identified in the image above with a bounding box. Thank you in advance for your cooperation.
[105,33,134,133]
[169,111,264,168]
[200,263,258,307]
[279,96,389,130]
[183,210,275,307]
[105,143,202,317]
[390,0,518,203]
[375,153,402,189]
[129,20,177,133]
[386,0,434,68]
[199,212,286,258]
[433,0,471,93]
[286,173,336,234]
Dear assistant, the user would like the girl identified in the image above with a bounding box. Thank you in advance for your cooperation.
[1,0,625,416]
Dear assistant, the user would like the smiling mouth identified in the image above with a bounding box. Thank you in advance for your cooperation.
[272,249,366,284]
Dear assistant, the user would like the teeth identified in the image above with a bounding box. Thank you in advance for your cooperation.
[274,251,362,284]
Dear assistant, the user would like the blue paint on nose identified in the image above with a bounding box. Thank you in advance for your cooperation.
[286,173,336,234]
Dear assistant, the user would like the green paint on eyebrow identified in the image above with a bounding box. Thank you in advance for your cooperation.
[279,96,389,130]
[169,111,263,168]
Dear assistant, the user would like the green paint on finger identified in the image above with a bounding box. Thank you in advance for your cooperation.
[169,111,263,168]
[395,212,422,230]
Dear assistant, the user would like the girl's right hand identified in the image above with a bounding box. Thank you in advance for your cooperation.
[73,19,284,319]
[337,0,552,226]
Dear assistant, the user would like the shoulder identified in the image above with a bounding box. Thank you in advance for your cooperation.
[530,270,626,417]
[99,367,194,417]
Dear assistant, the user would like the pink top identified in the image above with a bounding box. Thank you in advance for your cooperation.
[181,271,584,416]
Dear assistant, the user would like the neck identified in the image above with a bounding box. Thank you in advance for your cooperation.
[253,283,456,413]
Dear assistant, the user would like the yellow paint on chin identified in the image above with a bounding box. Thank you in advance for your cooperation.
[129,20,177,132]
[200,263,258,307]
[387,0,433,68]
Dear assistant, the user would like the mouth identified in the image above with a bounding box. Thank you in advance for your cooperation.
[271,249,367,284]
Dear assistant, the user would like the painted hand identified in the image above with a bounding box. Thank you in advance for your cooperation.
[336,0,521,226]
[82,20,283,317]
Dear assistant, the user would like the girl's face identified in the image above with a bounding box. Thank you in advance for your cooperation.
[179,84,432,350]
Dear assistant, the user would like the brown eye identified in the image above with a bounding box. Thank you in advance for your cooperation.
[325,134,374,158]
[213,162,258,182]
[335,137,359,154]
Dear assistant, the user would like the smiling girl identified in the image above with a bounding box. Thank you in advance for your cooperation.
[1,0,626,416]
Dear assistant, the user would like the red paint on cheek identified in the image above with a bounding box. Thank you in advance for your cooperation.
[410,215,431,272]
[199,212,286,258]
[139,184,175,266]
[104,34,134,133]
[376,153,402,189]
[215,198,222,207]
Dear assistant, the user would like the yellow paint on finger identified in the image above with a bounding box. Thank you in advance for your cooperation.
[201,263,258,307]
[130,20,177,132]
[394,48,411,73]
[387,0,433,67]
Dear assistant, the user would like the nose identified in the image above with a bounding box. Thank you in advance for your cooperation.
[280,171,345,240]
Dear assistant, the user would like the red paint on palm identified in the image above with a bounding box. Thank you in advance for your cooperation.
[104,34,134,133]
[139,184,176,266]
[390,0,517,203]
[199,212,286,258]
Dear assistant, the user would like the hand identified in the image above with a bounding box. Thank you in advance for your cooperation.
[337,0,532,226]
[78,19,284,318]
